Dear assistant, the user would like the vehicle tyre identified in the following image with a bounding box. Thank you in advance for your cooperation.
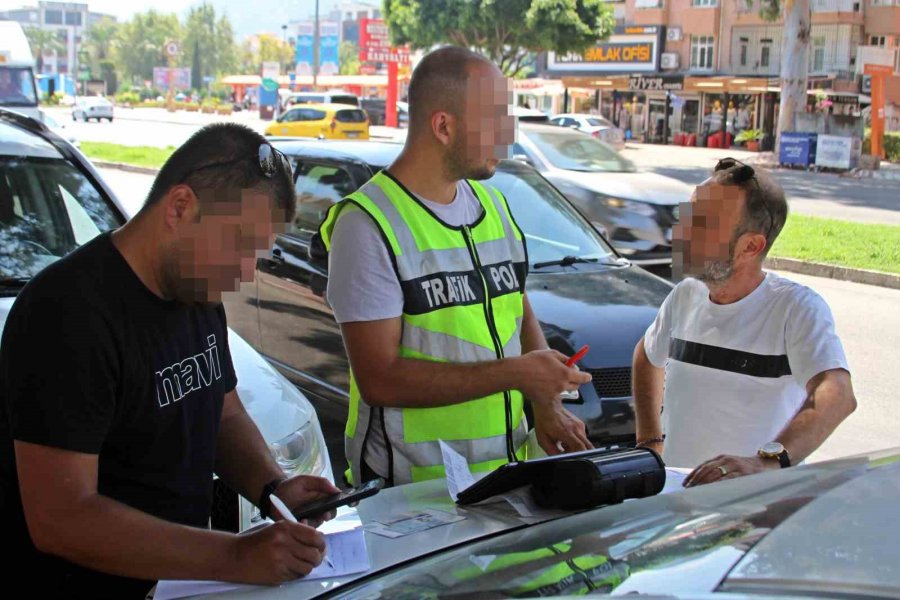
[108,117,113,123]
[71,113,76,121]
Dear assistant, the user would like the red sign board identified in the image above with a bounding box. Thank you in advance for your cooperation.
[358,18,410,65]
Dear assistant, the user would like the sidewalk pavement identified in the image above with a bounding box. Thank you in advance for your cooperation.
[750,151,900,180]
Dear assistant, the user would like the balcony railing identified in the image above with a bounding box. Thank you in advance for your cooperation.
[811,0,861,11]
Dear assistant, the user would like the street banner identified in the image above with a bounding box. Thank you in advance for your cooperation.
[152,67,191,91]
[295,21,314,76]
[319,20,339,76]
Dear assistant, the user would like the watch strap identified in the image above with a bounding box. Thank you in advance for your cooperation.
[258,477,287,520]
[777,449,791,468]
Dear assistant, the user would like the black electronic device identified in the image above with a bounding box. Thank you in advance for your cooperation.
[292,477,385,521]
[456,447,665,510]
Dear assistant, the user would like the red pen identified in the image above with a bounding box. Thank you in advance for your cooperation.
[565,345,590,367]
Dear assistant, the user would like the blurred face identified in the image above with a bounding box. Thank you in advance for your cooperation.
[446,64,516,181]
[162,186,286,304]
[672,182,746,284]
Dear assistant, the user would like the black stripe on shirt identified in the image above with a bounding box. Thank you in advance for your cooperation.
[668,337,792,378]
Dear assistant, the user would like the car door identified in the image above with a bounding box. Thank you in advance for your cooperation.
[256,157,372,432]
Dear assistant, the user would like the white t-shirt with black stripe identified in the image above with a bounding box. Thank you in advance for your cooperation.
[643,272,849,469]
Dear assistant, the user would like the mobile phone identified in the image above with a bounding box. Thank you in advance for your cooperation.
[291,477,385,521]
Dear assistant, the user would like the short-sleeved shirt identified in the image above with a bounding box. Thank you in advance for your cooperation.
[0,233,237,598]
[326,180,483,478]
[643,272,849,469]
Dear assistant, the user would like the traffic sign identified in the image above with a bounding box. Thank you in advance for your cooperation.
[261,77,279,92]
[165,41,179,58]
[77,70,91,82]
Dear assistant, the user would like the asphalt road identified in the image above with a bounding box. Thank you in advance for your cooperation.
[56,106,900,225]
[98,166,899,465]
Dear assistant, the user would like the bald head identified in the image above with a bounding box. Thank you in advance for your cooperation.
[407,46,498,133]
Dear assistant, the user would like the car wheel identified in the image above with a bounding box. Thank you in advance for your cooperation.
[71,113,76,121]
[108,117,113,123]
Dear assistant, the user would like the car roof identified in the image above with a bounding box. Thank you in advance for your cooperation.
[271,138,540,176]
[284,103,362,112]
[0,116,62,159]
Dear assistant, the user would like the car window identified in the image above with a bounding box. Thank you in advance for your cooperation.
[490,168,615,265]
[587,117,612,128]
[0,157,119,279]
[335,109,367,123]
[297,109,327,122]
[0,67,37,107]
[329,95,359,107]
[524,129,636,173]
[292,163,355,237]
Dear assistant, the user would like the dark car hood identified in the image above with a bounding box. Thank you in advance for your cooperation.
[526,265,673,368]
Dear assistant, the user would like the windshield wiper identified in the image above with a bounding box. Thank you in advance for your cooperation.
[533,256,599,269]
[0,277,30,288]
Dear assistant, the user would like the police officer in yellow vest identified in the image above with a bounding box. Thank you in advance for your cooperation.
[320,46,593,486]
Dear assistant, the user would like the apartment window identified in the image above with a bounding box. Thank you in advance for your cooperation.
[692,0,718,6]
[691,36,715,69]
[760,39,773,68]
[740,37,749,66]
[64,11,82,26]
[44,9,63,24]
[870,35,887,47]
[811,36,826,71]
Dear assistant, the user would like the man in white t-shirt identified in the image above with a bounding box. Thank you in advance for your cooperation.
[632,158,857,486]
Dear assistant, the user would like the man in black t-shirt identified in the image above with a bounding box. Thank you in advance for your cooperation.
[0,124,340,598]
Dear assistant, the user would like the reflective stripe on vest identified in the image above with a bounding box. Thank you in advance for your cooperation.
[320,171,529,485]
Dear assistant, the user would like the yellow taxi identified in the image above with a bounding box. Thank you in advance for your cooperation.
[265,103,370,140]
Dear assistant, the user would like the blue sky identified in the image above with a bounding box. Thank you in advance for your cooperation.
[0,0,356,38]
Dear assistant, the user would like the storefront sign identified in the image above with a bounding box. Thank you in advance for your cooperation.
[359,18,411,65]
[546,26,662,73]
[628,75,684,91]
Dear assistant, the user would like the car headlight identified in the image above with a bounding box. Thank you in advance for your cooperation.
[602,197,657,217]
[269,417,327,477]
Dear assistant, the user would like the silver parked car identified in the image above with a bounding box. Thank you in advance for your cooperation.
[72,95,114,122]
[195,447,900,598]
[551,112,627,151]
[514,122,691,265]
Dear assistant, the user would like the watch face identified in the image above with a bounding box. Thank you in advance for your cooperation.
[762,442,784,455]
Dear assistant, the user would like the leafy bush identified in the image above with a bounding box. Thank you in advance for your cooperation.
[735,128,764,143]
[862,130,900,162]
[115,91,140,105]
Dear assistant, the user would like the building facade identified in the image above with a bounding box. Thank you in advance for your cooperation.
[537,0,900,141]
[1,2,115,77]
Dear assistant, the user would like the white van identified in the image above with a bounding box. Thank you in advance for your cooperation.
[286,90,359,108]
[0,22,41,121]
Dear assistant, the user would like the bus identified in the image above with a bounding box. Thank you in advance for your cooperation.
[0,22,41,121]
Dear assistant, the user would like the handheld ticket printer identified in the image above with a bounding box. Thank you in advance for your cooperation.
[456,447,665,510]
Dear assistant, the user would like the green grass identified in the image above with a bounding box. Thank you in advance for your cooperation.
[771,214,900,275]
[80,142,174,170]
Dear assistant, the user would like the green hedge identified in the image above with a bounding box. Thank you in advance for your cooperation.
[862,130,900,162]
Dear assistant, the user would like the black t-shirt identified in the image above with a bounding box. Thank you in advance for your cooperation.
[0,232,237,598]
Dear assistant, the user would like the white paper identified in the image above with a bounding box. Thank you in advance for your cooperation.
[153,524,369,600]
[661,468,690,493]
[364,508,466,539]
[439,439,476,501]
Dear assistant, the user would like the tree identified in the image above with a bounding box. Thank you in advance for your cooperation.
[24,27,63,74]
[183,2,238,88]
[382,0,615,78]
[84,17,120,93]
[113,10,182,83]
[339,41,360,75]
[257,34,294,73]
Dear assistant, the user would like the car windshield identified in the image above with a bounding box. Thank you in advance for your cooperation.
[0,67,38,107]
[0,156,120,281]
[490,167,615,265]
[525,128,636,173]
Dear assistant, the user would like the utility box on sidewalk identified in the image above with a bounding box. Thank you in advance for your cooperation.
[779,132,817,167]
[815,135,862,171]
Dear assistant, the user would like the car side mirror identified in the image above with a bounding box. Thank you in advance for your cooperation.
[512,154,533,166]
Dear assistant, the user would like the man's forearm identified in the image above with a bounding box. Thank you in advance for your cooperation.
[632,339,665,442]
[215,396,284,507]
[520,294,549,354]
[776,369,856,464]
[360,355,527,409]
[36,494,240,582]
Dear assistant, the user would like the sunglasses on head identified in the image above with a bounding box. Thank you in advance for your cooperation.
[187,143,293,181]
[714,156,775,243]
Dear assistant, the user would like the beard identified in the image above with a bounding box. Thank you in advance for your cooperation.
[445,135,496,181]
[159,245,219,305]
[693,258,734,285]
[675,235,737,286]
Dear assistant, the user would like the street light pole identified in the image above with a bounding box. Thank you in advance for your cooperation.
[313,0,319,91]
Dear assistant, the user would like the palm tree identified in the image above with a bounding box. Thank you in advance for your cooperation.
[24,27,63,74]
[85,18,119,93]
